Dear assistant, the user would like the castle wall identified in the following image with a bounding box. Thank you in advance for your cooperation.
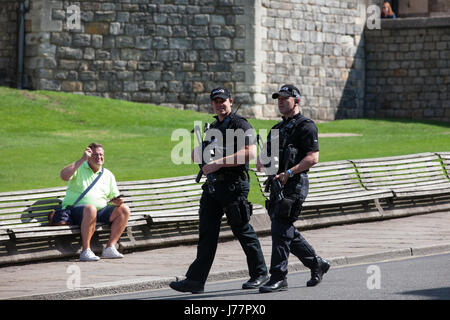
[365,17,450,122]
[1,0,449,122]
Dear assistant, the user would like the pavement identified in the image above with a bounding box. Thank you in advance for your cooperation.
[1,211,450,300]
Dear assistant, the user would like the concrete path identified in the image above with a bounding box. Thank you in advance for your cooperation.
[1,211,449,300]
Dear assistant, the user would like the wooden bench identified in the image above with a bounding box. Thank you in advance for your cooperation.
[0,175,217,241]
[351,152,450,198]
[0,174,266,265]
[253,160,394,216]
[0,185,150,242]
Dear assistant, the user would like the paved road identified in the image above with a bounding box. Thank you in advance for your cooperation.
[2,211,449,300]
[90,253,450,300]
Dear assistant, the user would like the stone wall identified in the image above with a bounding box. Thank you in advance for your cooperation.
[398,0,450,17]
[24,0,258,114]
[18,0,369,120]
[2,0,449,122]
[258,0,366,119]
[0,0,19,87]
[365,17,450,122]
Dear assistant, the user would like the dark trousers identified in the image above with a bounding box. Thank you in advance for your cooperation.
[269,218,316,281]
[186,179,267,283]
[268,174,317,280]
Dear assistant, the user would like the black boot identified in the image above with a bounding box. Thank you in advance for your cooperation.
[259,278,288,293]
[242,274,269,289]
[307,256,330,287]
[169,278,204,294]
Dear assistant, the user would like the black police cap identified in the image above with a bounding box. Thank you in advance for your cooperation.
[272,84,301,99]
[210,87,232,100]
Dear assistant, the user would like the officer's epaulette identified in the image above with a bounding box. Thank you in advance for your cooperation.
[229,112,248,123]
[293,114,312,126]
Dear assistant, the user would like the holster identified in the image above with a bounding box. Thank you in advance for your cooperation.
[267,174,309,222]
[224,198,253,228]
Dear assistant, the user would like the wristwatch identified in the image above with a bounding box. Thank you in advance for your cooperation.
[287,169,294,178]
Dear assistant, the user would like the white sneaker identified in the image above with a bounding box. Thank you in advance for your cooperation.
[80,248,100,262]
[101,246,124,259]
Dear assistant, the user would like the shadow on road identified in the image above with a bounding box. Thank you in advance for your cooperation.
[399,287,450,300]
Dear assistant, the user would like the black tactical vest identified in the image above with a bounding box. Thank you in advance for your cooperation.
[208,113,251,175]
[267,113,312,175]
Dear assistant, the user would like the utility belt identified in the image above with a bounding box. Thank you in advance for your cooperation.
[201,170,253,228]
[214,170,249,182]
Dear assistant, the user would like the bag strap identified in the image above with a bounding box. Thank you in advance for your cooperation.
[72,168,104,207]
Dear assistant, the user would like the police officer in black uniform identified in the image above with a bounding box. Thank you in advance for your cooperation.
[169,87,268,294]
[258,84,330,293]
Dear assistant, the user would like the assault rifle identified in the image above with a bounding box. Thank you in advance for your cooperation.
[193,123,216,194]
[257,134,284,202]
[191,103,242,194]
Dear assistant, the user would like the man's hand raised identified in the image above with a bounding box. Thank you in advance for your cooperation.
[82,147,93,162]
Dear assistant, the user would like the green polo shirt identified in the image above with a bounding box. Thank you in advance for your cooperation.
[62,161,120,210]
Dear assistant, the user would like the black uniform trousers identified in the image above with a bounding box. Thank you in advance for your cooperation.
[186,177,267,284]
[268,174,317,281]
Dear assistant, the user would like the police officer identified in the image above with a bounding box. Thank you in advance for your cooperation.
[169,87,268,294]
[257,84,330,293]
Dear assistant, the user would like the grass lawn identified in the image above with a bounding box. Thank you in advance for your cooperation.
[1,86,449,206]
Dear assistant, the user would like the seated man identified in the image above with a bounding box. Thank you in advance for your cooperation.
[60,142,130,261]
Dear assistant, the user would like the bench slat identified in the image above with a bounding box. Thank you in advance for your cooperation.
[2,215,148,232]
[128,195,201,207]
[121,184,203,196]
[117,174,200,185]
[363,177,449,188]
[124,190,202,202]
[353,155,439,167]
[359,169,445,179]
[351,152,436,163]
[356,161,442,173]
[0,191,67,202]
[0,198,62,209]
[0,186,67,197]
[119,179,201,190]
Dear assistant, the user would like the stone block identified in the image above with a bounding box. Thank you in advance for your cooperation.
[72,34,91,47]
[169,38,192,49]
[94,11,116,22]
[109,22,123,35]
[83,48,95,60]
[61,80,82,91]
[116,36,134,48]
[214,37,231,49]
[85,22,110,35]
[135,36,152,49]
[124,81,138,92]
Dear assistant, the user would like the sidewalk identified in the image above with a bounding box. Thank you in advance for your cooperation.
[1,211,450,300]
